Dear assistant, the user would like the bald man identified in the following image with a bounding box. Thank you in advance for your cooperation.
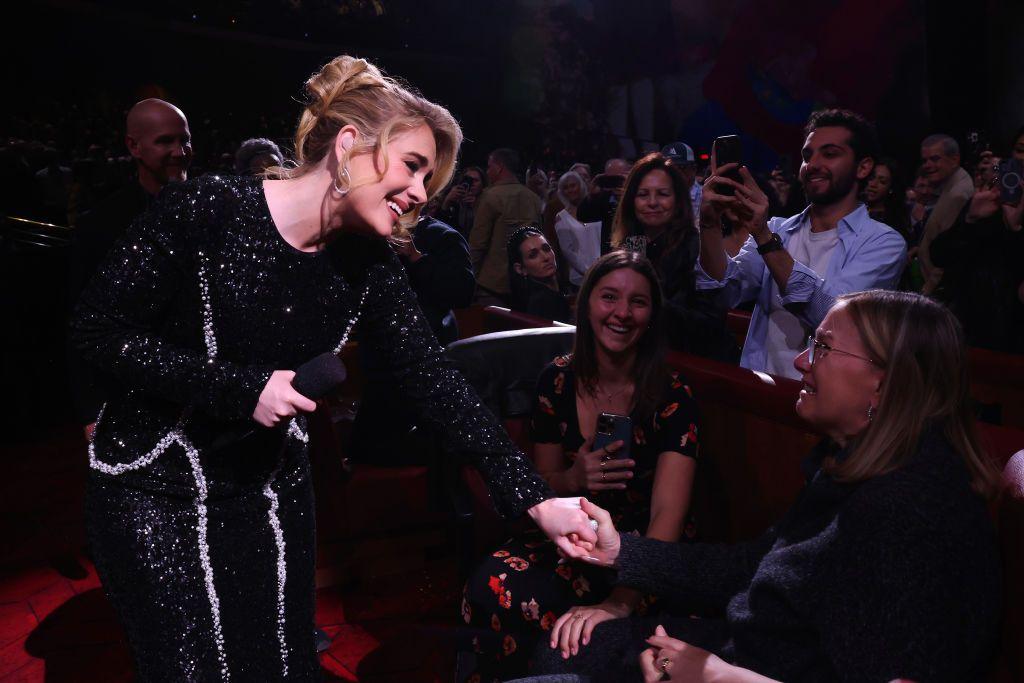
[125,98,193,195]
[70,99,194,435]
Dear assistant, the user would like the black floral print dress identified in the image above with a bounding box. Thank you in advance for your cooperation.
[461,355,699,682]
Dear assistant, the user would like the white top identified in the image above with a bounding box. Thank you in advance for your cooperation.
[554,209,602,286]
[764,223,840,378]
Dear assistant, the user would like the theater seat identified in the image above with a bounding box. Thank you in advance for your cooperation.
[446,326,576,569]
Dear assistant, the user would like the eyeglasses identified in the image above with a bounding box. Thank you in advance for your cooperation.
[806,336,877,366]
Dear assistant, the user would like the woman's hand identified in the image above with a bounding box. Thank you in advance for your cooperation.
[549,600,632,659]
[252,370,318,427]
[641,625,783,682]
[527,497,598,559]
[576,497,620,566]
[639,625,723,682]
[569,439,635,492]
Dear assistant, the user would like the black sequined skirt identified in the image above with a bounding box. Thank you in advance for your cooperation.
[86,439,319,682]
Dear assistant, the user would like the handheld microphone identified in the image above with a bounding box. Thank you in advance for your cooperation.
[291,352,347,400]
[207,353,347,453]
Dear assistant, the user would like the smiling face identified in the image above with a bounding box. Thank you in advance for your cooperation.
[864,164,892,205]
[793,303,884,444]
[340,124,436,238]
[514,234,557,280]
[920,142,959,185]
[633,169,677,231]
[799,126,871,206]
[127,104,193,189]
[587,268,653,357]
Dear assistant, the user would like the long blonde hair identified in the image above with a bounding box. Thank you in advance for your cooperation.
[825,290,1002,499]
[269,55,463,238]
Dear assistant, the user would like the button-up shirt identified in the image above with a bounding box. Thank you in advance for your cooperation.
[696,204,907,376]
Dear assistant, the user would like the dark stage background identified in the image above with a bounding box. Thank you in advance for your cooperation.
[5,0,1023,174]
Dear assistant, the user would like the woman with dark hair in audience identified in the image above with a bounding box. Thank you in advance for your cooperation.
[535,289,1002,683]
[507,224,574,323]
[71,55,594,682]
[864,156,911,241]
[464,250,700,681]
[612,152,736,361]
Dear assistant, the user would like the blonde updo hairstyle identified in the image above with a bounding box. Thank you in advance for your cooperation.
[271,55,463,238]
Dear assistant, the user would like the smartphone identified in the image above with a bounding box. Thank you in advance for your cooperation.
[713,135,743,195]
[999,158,1023,206]
[593,412,632,460]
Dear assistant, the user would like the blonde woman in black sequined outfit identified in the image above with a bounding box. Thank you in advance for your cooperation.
[72,55,595,682]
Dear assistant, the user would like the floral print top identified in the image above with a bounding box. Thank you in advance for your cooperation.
[531,355,700,536]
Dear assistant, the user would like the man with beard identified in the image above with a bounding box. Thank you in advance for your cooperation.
[71,98,194,437]
[696,109,906,379]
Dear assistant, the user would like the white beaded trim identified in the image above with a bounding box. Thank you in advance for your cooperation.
[263,468,289,678]
[182,435,231,681]
[86,268,368,680]
[198,251,218,360]
[332,286,367,354]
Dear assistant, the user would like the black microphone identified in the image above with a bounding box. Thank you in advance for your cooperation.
[207,353,347,453]
[291,352,347,400]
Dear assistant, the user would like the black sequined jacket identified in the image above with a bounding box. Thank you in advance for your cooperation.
[71,175,551,516]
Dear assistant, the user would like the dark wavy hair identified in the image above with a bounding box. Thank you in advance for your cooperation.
[805,108,879,164]
[866,157,910,240]
[610,153,695,267]
[572,251,667,423]
[506,224,549,310]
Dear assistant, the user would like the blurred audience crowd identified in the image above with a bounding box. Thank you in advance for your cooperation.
[4,99,1024,356]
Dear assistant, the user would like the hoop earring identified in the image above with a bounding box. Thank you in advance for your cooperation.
[333,164,351,197]
[867,405,875,423]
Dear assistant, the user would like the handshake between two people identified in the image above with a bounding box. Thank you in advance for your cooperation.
[528,495,622,565]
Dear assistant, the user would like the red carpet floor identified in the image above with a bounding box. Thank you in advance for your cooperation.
[0,425,462,682]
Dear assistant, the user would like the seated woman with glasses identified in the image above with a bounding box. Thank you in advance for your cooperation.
[462,251,700,681]
[535,289,1002,683]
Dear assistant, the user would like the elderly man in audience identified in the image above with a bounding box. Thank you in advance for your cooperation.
[696,108,906,380]
[915,133,975,295]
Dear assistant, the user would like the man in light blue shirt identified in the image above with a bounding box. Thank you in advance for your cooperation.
[696,109,906,379]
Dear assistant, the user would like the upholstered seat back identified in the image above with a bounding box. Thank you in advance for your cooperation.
[447,326,576,419]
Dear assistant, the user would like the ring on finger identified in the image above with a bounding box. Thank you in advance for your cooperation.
[601,471,606,481]
[660,657,671,673]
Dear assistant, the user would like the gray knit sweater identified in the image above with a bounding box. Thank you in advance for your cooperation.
[615,432,1001,682]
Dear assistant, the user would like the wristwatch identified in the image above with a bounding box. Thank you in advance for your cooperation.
[756,232,784,256]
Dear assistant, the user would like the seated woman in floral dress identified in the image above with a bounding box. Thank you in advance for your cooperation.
[462,251,700,681]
